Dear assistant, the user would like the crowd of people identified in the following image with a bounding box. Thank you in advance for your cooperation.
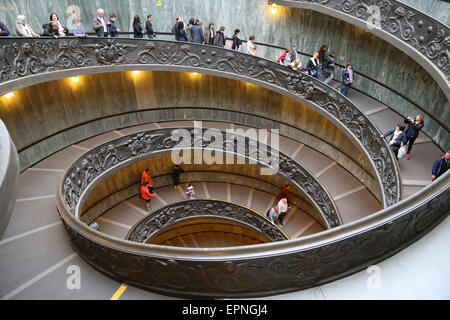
[1,11,448,221]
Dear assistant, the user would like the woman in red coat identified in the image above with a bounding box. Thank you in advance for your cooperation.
[140,182,155,211]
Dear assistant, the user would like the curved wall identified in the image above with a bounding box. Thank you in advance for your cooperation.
[2,0,448,148]
[399,0,450,25]
[0,71,379,200]
[80,154,322,226]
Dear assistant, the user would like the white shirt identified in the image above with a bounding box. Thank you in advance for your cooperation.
[268,208,279,223]
[247,41,255,54]
[390,129,402,146]
[98,16,107,32]
[278,199,288,213]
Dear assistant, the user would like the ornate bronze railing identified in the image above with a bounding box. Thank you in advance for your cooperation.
[62,128,341,228]
[57,170,449,298]
[0,37,399,207]
[126,199,289,243]
[273,0,450,98]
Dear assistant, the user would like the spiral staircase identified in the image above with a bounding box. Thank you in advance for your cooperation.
[0,0,449,300]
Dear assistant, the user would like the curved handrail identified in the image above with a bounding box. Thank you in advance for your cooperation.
[56,168,449,298]
[62,128,341,229]
[0,37,400,207]
[273,0,450,101]
[126,199,289,243]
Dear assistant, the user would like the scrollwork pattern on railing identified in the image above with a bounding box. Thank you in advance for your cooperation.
[60,182,448,298]
[276,0,449,82]
[0,38,399,206]
[127,199,288,243]
[62,128,341,228]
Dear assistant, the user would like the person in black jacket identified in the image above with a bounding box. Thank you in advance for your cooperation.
[306,52,320,78]
[214,26,225,48]
[145,15,156,39]
[231,29,242,50]
[172,165,184,189]
[133,15,144,38]
[175,21,188,41]
[108,14,119,37]
[0,20,10,36]
[404,114,424,160]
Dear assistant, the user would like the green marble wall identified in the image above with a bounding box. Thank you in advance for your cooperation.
[0,0,448,148]
[399,0,450,25]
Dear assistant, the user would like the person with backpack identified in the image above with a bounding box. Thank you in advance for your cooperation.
[231,29,242,50]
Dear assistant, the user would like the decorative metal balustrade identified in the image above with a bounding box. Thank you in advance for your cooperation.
[0,37,399,207]
[62,128,341,229]
[126,199,289,243]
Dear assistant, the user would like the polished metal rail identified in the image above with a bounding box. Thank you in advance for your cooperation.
[126,199,289,243]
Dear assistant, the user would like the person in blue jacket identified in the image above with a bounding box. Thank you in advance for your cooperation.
[108,14,119,37]
[380,123,407,159]
[432,151,450,181]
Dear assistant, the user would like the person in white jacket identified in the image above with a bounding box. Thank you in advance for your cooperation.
[277,198,289,226]
[247,35,256,55]
[15,15,39,37]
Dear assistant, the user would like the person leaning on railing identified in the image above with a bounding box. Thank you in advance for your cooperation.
[73,20,86,37]
[380,123,407,159]
[15,15,39,37]
[432,151,450,181]
[0,20,11,36]
[108,14,119,38]
[93,8,108,37]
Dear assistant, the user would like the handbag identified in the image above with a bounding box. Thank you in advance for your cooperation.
[398,144,407,159]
